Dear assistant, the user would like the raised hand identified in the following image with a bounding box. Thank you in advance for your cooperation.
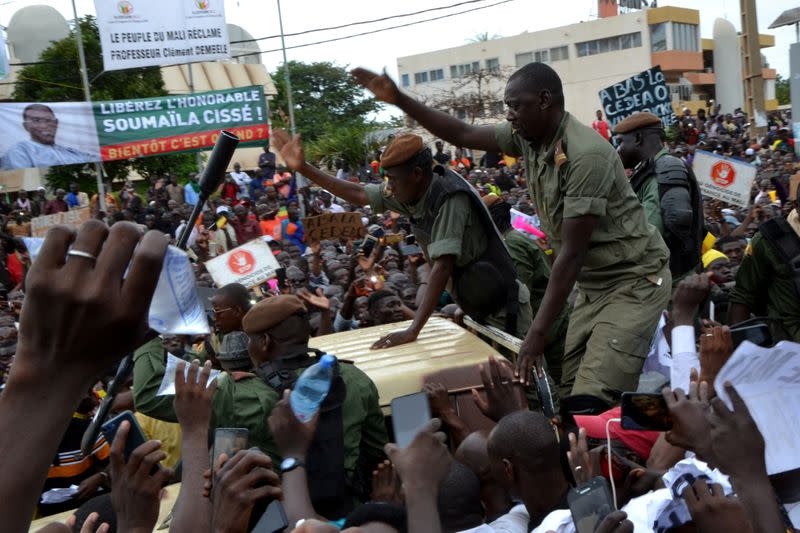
[271,128,305,172]
[671,274,710,325]
[109,421,174,533]
[370,459,404,505]
[709,383,766,480]
[662,381,713,459]
[267,389,319,460]
[385,418,451,493]
[297,288,330,311]
[471,356,527,422]
[351,68,402,105]
[567,428,592,485]
[211,450,282,533]
[698,326,733,385]
[174,360,218,433]
[681,480,753,533]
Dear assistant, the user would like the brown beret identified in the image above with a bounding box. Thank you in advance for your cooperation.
[380,133,425,168]
[482,193,502,208]
[242,294,306,334]
[612,112,663,134]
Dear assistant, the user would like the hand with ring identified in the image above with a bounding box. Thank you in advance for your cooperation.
[371,328,418,350]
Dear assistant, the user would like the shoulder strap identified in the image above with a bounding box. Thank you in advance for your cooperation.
[760,218,800,298]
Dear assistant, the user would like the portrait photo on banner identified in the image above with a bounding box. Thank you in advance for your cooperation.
[0,101,101,171]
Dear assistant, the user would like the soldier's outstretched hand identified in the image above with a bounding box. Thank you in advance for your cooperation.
[351,68,401,105]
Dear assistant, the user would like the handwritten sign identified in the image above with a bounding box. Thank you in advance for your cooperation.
[693,150,756,208]
[30,208,91,237]
[790,172,800,201]
[303,212,367,244]
[204,239,280,288]
[599,66,677,130]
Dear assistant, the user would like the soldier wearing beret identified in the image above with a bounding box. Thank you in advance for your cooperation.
[133,295,387,515]
[615,112,704,284]
[272,130,534,353]
[347,62,670,406]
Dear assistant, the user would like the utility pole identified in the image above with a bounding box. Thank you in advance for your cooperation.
[187,64,204,174]
[71,0,106,212]
[740,0,766,139]
[276,0,296,136]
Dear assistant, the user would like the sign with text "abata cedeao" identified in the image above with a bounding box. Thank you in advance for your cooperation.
[692,150,757,208]
[599,66,677,130]
[95,0,230,71]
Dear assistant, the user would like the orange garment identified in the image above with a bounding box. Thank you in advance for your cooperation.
[260,219,281,239]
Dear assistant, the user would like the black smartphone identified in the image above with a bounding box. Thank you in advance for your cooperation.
[101,410,149,463]
[399,243,422,256]
[212,428,249,467]
[390,392,432,448]
[275,268,286,292]
[405,234,416,246]
[730,322,772,349]
[620,392,672,431]
[250,500,288,533]
[361,235,378,257]
[568,477,615,533]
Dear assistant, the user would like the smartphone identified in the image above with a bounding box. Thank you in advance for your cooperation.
[101,411,149,463]
[620,392,672,431]
[390,392,432,448]
[536,373,555,419]
[399,243,422,256]
[361,235,378,257]
[275,268,286,292]
[730,322,772,349]
[405,234,416,246]
[212,428,249,467]
[250,500,289,533]
[568,477,615,533]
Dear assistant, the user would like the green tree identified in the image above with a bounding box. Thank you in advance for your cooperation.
[775,73,790,106]
[13,15,196,192]
[468,32,501,42]
[305,125,383,171]
[270,61,380,143]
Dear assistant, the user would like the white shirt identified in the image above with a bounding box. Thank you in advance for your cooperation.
[1,139,97,170]
[230,171,252,198]
[489,503,530,533]
[328,203,345,213]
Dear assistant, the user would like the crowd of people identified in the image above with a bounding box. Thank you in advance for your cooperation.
[0,60,797,533]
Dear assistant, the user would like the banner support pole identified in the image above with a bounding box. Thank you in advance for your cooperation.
[71,0,106,213]
[187,63,204,175]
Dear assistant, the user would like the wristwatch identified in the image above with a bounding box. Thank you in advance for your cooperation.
[280,457,305,473]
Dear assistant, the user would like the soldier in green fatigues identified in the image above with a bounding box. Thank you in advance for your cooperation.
[614,112,704,286]
[271,130,533,350]
[729,208,800,342]
[351,62,671,404]
[133,295,387,513]
[483,193,570,385]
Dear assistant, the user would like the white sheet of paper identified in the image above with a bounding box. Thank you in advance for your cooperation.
[40,485,79,504]
[156,352,222,396]
[714,340,800,475]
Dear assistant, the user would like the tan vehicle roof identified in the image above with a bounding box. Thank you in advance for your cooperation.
[309,316,501,411]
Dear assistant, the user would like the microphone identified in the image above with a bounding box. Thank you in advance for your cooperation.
[176,131,240,250]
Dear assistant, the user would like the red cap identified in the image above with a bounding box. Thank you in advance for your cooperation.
[574,406,660,461]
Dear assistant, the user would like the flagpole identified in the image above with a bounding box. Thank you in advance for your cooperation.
[71,0,106,212]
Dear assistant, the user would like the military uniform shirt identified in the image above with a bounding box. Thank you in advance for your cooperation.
[729,232,800,342]
[495,113,669,292]
[132,338,388,474]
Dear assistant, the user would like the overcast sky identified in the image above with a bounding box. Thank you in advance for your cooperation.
[2,0,795,107]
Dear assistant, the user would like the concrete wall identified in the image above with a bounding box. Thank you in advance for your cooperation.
[397,11,652,126]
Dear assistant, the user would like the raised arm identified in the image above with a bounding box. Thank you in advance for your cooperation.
[351,68,501,153]
[271,129,369,206]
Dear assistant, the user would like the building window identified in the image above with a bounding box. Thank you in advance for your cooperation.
[577,32,641,57]
[414,71,428,84]
[486,58,500,72]
[401,74,409,87]
[450,62,480,77]
[550,46,569,61]
[515,52,533,67]
[673,22,698,51]
[535,49,549,62]
[455,109,467,120]
[651,23,667,52]
[429,68,444,81]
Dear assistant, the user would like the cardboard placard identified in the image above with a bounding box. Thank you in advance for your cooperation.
[599,66,677,130]
[30,207,91,237]
[692,150,757,208]
[204,239,280,288]
[303,212,367,244]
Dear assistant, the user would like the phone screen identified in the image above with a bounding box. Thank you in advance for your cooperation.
[568,477,614,533]
[620,392,672,431]
[536,374,555,419]
[251,500,289,533]
[212,428,249,467]
[101,411,148,462]
[730,323,772,349]
[391,392,432,448]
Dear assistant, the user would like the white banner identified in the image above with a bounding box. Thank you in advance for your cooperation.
[94,0,230,72]
[692,150,757,208]
[204,239,280,288]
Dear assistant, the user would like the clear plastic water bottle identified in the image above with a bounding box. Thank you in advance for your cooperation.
[290,354,335,423]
